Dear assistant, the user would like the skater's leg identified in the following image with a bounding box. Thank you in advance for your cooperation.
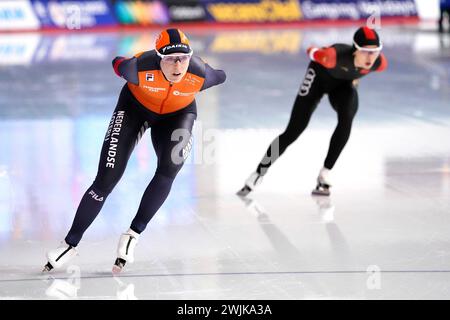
[312,84,358,196]
[256,94,321,176]
[256,67,324,176]
[238,94,319,197]
[130,112,196,234]
[324,84,358,170]
[65,91,146,247]
[447,9,450,32]
[112,112,195,272]
[238,66,324,196]
[439,8,444,32]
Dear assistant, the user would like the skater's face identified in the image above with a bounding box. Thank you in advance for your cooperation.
[354,45,381,69]
[159,52,192,83]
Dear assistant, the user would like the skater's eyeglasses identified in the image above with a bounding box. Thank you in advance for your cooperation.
[157,51,193,64]
[353,42,383,53]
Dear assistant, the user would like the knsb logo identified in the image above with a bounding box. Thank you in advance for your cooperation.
[146,73,154,82]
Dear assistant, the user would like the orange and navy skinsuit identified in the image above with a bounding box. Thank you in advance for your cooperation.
[256,43,388,176]
[112,50,226,115]
[64,51,226,247]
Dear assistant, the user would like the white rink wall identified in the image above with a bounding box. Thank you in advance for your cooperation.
[415,0,440,20]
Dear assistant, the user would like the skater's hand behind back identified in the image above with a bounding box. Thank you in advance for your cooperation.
[307,46,337,69]
[112,56,139,85]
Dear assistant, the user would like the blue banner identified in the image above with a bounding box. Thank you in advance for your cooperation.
[31,0,117,29]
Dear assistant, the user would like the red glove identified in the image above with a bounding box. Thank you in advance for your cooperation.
[307,46,336,69]
[375,53,388,72]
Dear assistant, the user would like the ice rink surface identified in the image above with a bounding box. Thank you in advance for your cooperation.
[0,23,449,299]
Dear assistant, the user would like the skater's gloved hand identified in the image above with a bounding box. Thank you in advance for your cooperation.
[307,46,336,69]
[374,53,388,72]
[112,57,125,77]
[201,63,227,91]
[111,56,139,85]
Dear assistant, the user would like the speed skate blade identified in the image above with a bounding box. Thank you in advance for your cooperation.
[112,258,126,274]
[42,262,53,273]
[312,188,330,196]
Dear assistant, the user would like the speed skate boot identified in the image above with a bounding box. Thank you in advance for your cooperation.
[43,241,78,272]
[312,167,332,196]
[112,229,140,274]
[237,171,264,197]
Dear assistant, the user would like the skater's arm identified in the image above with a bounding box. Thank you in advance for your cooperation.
[307,46,337,69]
[112,56,139,85]
[201,63,226,91]
[372,53,388,72]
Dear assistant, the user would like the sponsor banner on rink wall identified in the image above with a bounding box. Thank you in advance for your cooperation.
[0,0,40,30]
[31,0,117,29]
[300,0,418,20]
[0,0,418,31]
[204,0,417,23]
[111,0,205,25]
[166,0,207,22]
[112,0,170,25]
[205,0,303,23]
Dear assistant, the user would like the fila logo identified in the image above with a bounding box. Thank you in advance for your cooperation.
[146,73,154,82]
[299,68,316,96]
[89,190,104,202]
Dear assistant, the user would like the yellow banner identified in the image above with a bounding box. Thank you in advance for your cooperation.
[207,0,302,22]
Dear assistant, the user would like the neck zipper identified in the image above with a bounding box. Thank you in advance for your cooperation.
[160,83,173,114]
